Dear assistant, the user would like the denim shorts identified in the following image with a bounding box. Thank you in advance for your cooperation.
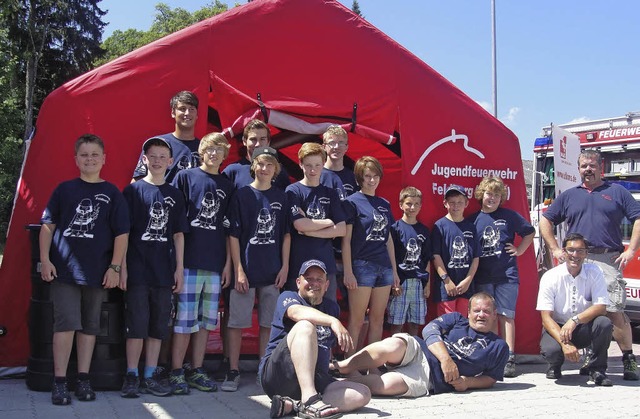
[474,282,518,319]
[352,259,393,288]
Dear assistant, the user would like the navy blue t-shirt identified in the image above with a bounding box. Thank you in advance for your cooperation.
[431,217,477,302]
[259,291,339,379]
[421,312,509,394]
[123,180,188,287]
[319,167,358,201]
[467,208,535,285]
[391,219,431,286]
[172,168,234,272]
[543,182,640,251]
[228,185,290,288]
[344,192,395,267]
[133,133,200,183]
[286,182,346,287]
[41,178,130,288]
[222,157,290,190]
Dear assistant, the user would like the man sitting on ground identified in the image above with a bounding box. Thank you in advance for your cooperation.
[333,292,509,397]
[259,259,370,419]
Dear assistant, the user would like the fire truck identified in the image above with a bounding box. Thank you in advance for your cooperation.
[531,112,640,325]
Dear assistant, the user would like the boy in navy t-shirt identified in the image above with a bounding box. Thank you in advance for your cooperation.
[431,185,478,317]
[387,186,431,336]
[120,137,188,398]
[168,133,234,394]
[40,134,129,405]
[466,176,534,378]
[224,146,290,392]
[286,142,347,300]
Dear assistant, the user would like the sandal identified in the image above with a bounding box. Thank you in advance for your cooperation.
[297,393,343,419]
[328,359,345,378]
[270,395,298,418]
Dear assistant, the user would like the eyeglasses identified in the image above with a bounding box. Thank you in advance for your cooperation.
[204,147,226,155]
[324,141,347,148]
[563,247,587,255]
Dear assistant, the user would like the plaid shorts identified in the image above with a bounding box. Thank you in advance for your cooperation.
[387,278,427,325]
[173,268,221,333]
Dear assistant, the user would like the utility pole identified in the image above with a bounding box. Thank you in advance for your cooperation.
[491,0,498,118]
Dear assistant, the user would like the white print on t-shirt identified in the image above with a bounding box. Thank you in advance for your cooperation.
[192,190,226,230]
[317,325,333,350]
[448,236,469,269]
[142,200,172,242]
[63,196,103,238]
[446,336,489,360]
[250,207,276,245]
[398,238,421,271]
[306,198,327,220]
[366,208,388,241]
[480,225,501,257]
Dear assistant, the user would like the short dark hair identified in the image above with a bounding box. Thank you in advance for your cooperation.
[578,149,602,166]
[354,156,383,186]
[243,119,271,142]
[562,233,589,248]
[74,134,104,153]
[170,91,198,110]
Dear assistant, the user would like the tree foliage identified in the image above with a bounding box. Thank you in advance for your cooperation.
[351,0,364,18]
[97,1,229,66]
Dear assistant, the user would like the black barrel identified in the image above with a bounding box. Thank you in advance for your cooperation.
[26,224,125,391]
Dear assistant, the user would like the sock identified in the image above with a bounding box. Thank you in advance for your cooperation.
[54,376,67,383]
[622,350,633,359]
[509,351,515,360]
[77,372,90,381]
[127,368,138,376]
[144,365,157,379]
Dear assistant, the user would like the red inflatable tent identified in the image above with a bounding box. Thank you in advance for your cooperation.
[0,0,539,367]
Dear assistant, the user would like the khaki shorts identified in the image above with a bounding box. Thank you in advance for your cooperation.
[228,285,279,328]
[388,333,432,398]
[586,252,626,312]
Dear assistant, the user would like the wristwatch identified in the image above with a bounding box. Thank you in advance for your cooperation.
[440,273,449,280]
[108,264,121,273]
[571,315,580,325]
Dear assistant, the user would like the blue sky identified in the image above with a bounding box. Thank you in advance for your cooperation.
[100,0,640,158]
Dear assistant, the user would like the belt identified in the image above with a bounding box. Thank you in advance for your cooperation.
[588,247,619,254]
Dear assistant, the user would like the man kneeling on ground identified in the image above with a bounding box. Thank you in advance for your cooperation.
[333,292,509,397]
[259,259,371,418]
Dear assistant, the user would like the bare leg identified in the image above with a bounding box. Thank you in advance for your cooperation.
[53,331,74,377]
[75,332,96,374]
[126,338,144,370]
[366,286,392,346]
[259,326,270,359]
[171,332,191,370]
[405,323,422,337]
[500,315,516,352]
[322,380,371,411]
[347,371,409,396]
[609,311,633,351]
[190,328,210,369]
[227,327,243,371]
[145,337,163,369]
[346,287,372,357]
[388,324,403,335]
[337,336,407,374]
[287,320,319,404]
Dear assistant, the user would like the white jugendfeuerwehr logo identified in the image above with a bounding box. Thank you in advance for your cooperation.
[411,130,484,175]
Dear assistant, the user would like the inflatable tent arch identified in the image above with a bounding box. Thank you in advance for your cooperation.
[0,0,538,367]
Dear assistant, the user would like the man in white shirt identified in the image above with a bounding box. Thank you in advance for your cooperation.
[536,233,613,386]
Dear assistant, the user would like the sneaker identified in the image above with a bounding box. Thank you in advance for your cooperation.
[155,365,171,387]
[169,369,190,395]
[51,380,72,405]
[187,367,217,392]
[623,354,640,381]
[182,362,194,376]
[545,366,562,379]
[121,373,140,398]
[589,370,613,387]
[221,369,240,392]
[74,378,96,401]
[579,348,593,376]
[503,358,516,378]
[214,357,230,382]
[141,375,173,397]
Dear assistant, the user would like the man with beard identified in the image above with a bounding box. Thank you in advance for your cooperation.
[540,149,640,381]
[332,292,509,397]
[536,233,613,385]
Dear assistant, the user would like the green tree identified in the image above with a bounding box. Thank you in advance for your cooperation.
[97,1,229,66]
[352,0,364,18]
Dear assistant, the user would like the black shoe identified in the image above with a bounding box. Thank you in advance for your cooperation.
[141,376,172,397]
[545,366,562,379]
[51,380,71,405]
[589,371,613,386]
[214,357,230,382]
[74,378,96,401]
[623,354,640,381]
[121,372,140,398]
[503,358,516,378]
[579,348,593,376]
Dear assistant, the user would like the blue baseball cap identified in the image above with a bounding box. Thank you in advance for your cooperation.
[298,259,327,276]
[444,184,466,198]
